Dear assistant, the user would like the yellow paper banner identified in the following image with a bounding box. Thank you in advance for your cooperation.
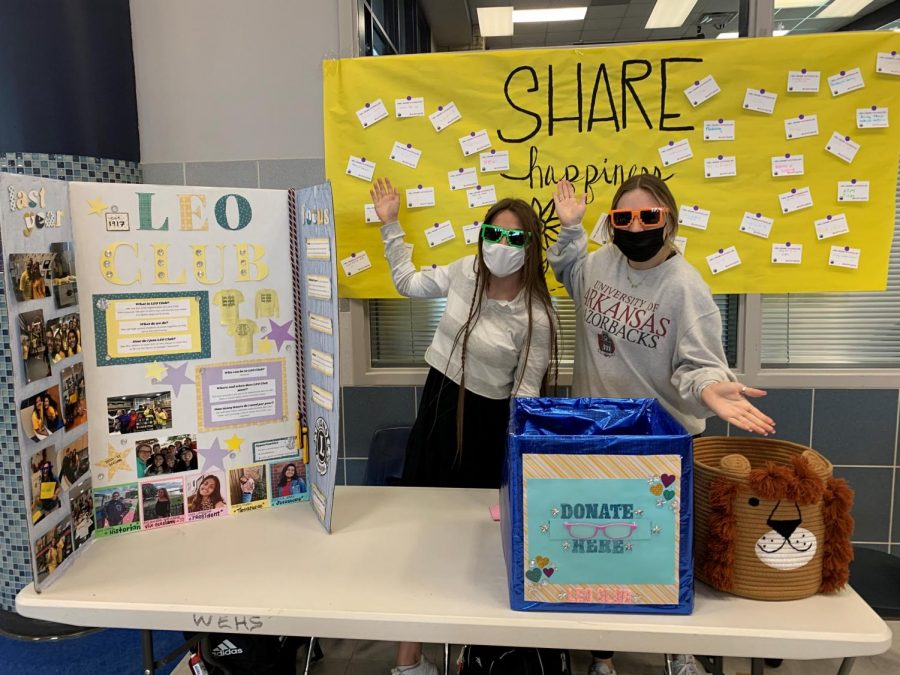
[324,33,900,298]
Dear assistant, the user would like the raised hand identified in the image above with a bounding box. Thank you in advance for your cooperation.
[553,179,587,228]
[370,177,400,224]
[701,382,776,436]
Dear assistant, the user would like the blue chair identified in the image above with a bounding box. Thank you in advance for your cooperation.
[364,426,411,486]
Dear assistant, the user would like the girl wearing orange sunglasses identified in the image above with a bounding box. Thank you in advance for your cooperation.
[549,176,775,675]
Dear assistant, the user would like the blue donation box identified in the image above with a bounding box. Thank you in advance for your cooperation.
[501,398,694,614]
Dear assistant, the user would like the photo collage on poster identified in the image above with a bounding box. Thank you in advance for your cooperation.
[67,182,306,537]
[1,175,90,588]
[3,176,342,590]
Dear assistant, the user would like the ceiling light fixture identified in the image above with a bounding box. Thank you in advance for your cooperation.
[773,1,823,8]
[646,0,700,29]
[717,26,790,38]
[477,7,514,37]
[512,7,588,23]
[816,0,875,18]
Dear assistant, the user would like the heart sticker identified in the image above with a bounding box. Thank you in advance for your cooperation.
[535,555,550,568]
[650,484,664,496]
[661,473,676,487]
[526,567,542,583]
[663,488,675,501]
[543,567,555,578]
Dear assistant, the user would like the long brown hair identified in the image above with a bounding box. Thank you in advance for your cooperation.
[189,474,225,512]
[448,198,558,459]
[605,174,680,251]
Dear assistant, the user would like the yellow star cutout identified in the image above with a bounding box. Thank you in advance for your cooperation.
[257,338,275,354]
[87,197,109,215]
[225,434,245,452]
[95,444,133,481]
[145,362,168,382]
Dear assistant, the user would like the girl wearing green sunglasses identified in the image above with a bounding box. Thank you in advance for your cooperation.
[370,176,558,675]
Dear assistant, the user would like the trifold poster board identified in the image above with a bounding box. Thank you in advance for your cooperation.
[501,398,693,614]
[324,32,900,296]
[0,175,341,591]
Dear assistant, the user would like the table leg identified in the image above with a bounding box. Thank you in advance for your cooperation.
[303,637,317,675]
[443,642,450,675]
[837,657,856,675]
[664,653,675,675]
[141,629,154,675]
[751,657,765,675]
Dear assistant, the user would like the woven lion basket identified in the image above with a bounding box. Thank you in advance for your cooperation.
[693,437,854,601]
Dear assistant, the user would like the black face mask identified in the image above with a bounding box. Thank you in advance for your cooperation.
[613,227,666,262]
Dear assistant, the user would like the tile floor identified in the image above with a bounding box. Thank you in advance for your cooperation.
[173,622,898,674]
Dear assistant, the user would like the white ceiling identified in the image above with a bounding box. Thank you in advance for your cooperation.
[418,0,899,50]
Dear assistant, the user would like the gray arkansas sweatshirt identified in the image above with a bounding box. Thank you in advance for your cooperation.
[547,224,735,435]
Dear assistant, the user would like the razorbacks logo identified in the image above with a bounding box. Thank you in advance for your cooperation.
[597,332,615,357]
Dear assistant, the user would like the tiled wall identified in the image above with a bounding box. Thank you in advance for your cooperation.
[0,152,141,610]
[340,385,900,558]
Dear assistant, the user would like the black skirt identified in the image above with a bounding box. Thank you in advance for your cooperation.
[402,367,511,489]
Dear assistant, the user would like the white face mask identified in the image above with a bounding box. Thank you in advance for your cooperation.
[482,241,526,278]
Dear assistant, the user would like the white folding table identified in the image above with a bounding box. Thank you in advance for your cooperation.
[17,486,892,674]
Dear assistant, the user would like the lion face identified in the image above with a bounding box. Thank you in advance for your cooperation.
[749,496,818,571]
[697,447,853,599]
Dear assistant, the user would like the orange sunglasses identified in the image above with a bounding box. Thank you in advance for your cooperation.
[608,207,669,229]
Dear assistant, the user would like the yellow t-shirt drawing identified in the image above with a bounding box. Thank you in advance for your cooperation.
[227,320,259,356]
[255,289,280,319]
[212,289,244,325]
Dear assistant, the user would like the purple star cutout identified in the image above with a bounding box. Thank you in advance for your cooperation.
[200,438,230,472]
[266,319,296,351]
[160,362,195,397]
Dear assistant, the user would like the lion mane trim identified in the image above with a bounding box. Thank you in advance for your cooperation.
[700,476,740,591]
[820,477,855,593]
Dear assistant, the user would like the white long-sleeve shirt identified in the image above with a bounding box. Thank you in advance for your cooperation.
[547,224,734,434]
[381,221,552,399]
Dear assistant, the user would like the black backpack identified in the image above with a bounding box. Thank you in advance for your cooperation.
[192,633,322,675]
[458,645,571,675]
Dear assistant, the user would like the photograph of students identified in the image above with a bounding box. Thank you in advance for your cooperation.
[49,241,78,309]
[9,253,54,302]
[187,473,227,513]
[35,524,72,582]
[69,480,95,549]
[229,465,266,505]
[94,487,137,529]
[13,255,35,301]
[57,435,89,489]
[21,387,64,441]
[107,392,173,434]
[272,462,306,498]
[45,313,81,366]
[29,449,60,524]
[17,309,51,383]
[61,362,87,430]
[140,480,184,523]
